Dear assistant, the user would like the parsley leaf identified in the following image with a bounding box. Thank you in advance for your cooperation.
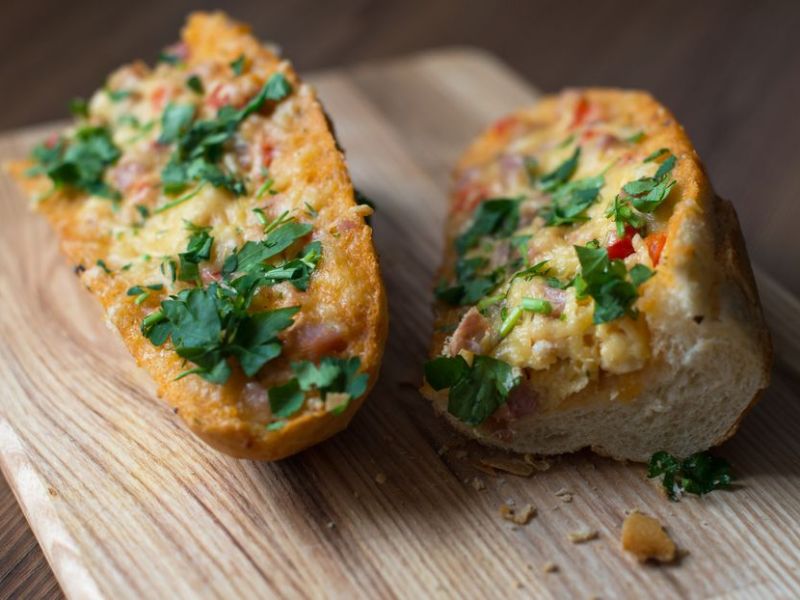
[424,355,519,426]
[142,284,299,383]
[605,195,645,237]
[541,174,604,226]
[159,73,292,196]
[647,451,733,501]
[178,225,213,283]
[230,54,246,76]
[574,244,651,324]
[158,103,196,145]
[435,256,503,306]
[186,75,204,94]
[621,152,677,213]
[539,147,580,192]
[28,126,121,200]
[69,98,89,118]
[455,198,521,254]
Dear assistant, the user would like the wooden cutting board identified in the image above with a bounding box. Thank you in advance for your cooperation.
[1,48,800,599]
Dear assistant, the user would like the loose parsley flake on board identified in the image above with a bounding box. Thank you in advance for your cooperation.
[647,451,733,501]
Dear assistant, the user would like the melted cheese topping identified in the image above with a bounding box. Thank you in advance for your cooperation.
[442,92,677,409]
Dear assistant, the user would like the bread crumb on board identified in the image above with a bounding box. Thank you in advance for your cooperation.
[471,477,486,491]
[375,472,387,484]
[568,527,599,543]
[524,454,552,471]
[621,510,677,563]
[542,562,559,573]
[499,503,537,525]
[554,488,573,503]
[480,455,535,477]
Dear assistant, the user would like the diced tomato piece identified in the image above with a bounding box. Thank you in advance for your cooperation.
[453,183,489,213]
[206,83,230,109]
[645,232,667,266]
[261,140,274,167]
[491,115,519,137]
[570,97,591,129]
[44,133,60,149]
[607,225,637,260]
[151,86,167,111]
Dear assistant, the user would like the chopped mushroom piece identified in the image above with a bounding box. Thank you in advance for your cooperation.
[621,510,677,563]
[499,503,537,525]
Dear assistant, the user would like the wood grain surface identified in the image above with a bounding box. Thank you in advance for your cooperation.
[1,48,800,599]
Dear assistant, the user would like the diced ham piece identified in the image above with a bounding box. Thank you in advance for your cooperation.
[109,161,147,192]
[292,323,347,362]
[448,308,489,355]
[505,382,538,419]
[240,382,272,422]
[542,286,568,317]
[200,265,222,285]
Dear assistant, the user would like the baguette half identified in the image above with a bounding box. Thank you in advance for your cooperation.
[8,12,387,460]
[422,89,770,462]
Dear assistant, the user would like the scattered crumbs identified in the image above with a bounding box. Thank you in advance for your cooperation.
[621,510,677,563]
[325,521,336,529]
[555,488,574,503]
[480,455,535,477]
[471,477,487,491]
[515,582,525,590]
[524,454,552,471]
[568,527,599,544]
[499,503,536,525]
[48,487,58,497]
[375,472,387,485]
[172,407,179,414]
[542,562,559,574]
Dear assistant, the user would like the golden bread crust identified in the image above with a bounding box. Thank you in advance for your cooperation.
[8,12,387,460]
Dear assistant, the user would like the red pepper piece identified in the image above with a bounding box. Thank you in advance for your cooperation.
[607,225,637,260]
[645,232,667,266]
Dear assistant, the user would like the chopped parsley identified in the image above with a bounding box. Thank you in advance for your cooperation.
[106,89,133,102]
[28,126,121,200]
[574,244,652,324]
[621,151,677,213]
[269,357,368,418]
[159,73,293,197]
[186,75,204,94]
[541,174,604,226]
[157,50,182,65]
[158,103,195,145]
[142,286,298,384]
[230,54,246,76]
[177,224,213,284]
[455,198,521,254]
[435,256,503,306]
[424,355,519,426]
[96,259,111,274]
[647,451,733,501]
[625,130,645,143]
[539,147,580,193]
[69,98,89,118]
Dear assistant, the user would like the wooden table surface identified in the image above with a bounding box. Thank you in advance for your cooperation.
[2,2,800,597]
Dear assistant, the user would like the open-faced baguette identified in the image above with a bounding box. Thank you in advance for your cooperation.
[8,12,387,460]
[422,89,770,462]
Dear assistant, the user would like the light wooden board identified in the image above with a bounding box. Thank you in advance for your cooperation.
[1,48,799,599]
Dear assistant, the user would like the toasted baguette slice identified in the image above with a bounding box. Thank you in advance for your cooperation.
[422,89,770,462]
[8,12,387,460]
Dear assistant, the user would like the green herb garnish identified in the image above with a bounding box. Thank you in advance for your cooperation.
[539,147,580,192]
[230,54,246,76]
[574,244,651,324]
[186,75,204,94]
[541,174,604,226]
[69,98,89,118]
[455,198,521,254]
[160,73,292,196]
[647,451,733,501]
[424,355,519,426]
[28,126,121,200]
